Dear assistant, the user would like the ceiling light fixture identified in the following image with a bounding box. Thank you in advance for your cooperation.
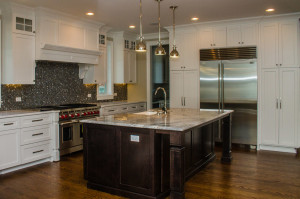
[136,0,147,52]
[129,25,136,29]
[265,8,275,12]
[86,12,94,16]
[170,6,179,58]
[154,0,166,56]
[191,17,199,21]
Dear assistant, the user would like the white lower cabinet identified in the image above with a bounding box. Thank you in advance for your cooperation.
[260,68,299,148]
[170,70,199,109]
[0,130,20,170]
[0,112,56,172]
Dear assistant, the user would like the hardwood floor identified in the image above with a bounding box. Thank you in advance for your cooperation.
[0,147,299,199]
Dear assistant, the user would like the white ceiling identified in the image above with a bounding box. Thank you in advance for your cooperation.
[5,0,300,33]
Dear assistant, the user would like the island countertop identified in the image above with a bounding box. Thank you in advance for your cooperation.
[81,108,233,132]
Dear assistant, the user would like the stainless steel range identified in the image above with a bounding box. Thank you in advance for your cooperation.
[40,103,100,156]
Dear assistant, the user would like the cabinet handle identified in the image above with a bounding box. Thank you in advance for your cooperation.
[33,150,44,154]
[132,106,137,109]
[184,97,186,106]
[181,97,183,106]
[122,108,128,110]
[214,44,216,46]
[276,64,279,66]
[108,110,115,112]
[210,44,213,46]
[32,133,43,137]
[280,64,282,66]
[276,99,279,109]
[32,119,43,122]
[4,123,14,126]
[242,42,244,44]
[280,98,282,109]
[129,80,132,82]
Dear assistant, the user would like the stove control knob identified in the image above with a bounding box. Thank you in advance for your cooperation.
[76,113,80,117]
[64,114,69,119]
[60,115,65,119]
[83,112,87,116]
[88,112,91,115]
[96,111,100,114]
[70,114,75,118]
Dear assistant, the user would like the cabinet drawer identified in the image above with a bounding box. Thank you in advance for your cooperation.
[128,104,139,112]
[21,141,51,164]
[138,103,146,111]
[0,118,21,132]
[20,125,51,146]
[21,114,52,127]
[118,105,129,113]
[101,107,120,116]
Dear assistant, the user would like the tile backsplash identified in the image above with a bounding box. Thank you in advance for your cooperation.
[0,61,127,111]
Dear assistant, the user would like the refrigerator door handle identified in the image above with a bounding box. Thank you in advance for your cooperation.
[221,62,225,112]
[218,63,221,112]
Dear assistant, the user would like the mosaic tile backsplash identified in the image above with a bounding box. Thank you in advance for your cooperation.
[0,61,127,111]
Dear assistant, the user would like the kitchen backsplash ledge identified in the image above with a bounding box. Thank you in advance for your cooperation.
[0,61,127,111]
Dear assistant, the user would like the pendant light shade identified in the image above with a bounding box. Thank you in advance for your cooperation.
[136,0,146,52]
[155,0,166,56]
[170,6,179,58]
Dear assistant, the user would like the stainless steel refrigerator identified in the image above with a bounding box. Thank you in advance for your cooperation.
[200,47,257,145]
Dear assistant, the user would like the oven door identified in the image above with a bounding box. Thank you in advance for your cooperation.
[59,121,77,150]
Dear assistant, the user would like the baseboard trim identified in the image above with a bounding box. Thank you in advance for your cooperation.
[258,145,296,153]
[0,158,52,175]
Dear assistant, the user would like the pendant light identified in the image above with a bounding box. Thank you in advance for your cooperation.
[170,6,179,58]
[154,0,166,55]
[136,0,146,52]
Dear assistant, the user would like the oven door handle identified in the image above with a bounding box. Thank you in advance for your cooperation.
[60,120,79,125]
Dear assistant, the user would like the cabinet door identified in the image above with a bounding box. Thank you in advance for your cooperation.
[213,26,227,48]
[0,130,20,170]
[183,71,199,109]
[123,50,130,83]
[13,13,35,36]
[260,22,278,69]
[12,34,35,84]
[38,15,59,45]
[85,27,99,51]
[58,21,85,49]
[129,51,137,83]
[170,71,184,108]
[183,31,199,70]
[260,69,279,145]
[278,20,298,68]
[200,28,214,49]
[95,48,107,85]
[227,25,241,47]
[278,68,298,147]
[241,23,257,46]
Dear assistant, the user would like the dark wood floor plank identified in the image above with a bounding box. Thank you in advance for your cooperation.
[0,147,299,199]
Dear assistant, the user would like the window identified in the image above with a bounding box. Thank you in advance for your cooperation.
[97,40,114,100]
[16,17,33,33]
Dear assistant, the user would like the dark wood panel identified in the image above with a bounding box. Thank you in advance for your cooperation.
[84,124,119,187]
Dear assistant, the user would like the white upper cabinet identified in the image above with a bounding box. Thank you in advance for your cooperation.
[200,26,227,49]
[170,30,199,71]
[227,23,257,47]
[260,19,299,69]
[111,31,137,84]
[35,8,103,64]
[1,2,36,84]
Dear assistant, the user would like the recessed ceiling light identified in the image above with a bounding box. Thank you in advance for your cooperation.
[129,25,136,29]
[86,12,94,16]
[191,17,199,21]
[265,8,275,12]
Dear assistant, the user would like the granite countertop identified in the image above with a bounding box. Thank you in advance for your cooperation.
[0,109,59,119]
[81,108,233,132]
[94,100,146,107]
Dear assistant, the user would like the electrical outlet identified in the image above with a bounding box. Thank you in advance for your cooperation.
[87,94,92,98]
[114,93,118,96]
[16,97,22,102]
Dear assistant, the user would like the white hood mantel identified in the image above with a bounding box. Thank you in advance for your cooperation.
[35,7,104,65]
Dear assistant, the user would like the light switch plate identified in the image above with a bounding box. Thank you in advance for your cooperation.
[130,135,140,142]
[114,93,117,96]
[16,97,22,102]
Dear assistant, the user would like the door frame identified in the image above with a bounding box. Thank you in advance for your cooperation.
[146,39,169,109]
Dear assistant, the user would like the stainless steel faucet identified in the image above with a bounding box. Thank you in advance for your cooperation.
[154,87,167,114]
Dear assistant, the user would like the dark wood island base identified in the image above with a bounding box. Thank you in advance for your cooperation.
[83,110,232,199]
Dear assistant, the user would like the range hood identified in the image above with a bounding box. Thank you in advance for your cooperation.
[37,43,103,65]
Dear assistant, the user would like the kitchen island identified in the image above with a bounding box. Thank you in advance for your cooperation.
[82,108,233,199]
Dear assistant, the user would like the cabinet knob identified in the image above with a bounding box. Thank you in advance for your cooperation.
[238,42,241,44]
[280,64,282,66]
[276,64,279,66]
[242,42,244,44]
[210,44,213,46]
